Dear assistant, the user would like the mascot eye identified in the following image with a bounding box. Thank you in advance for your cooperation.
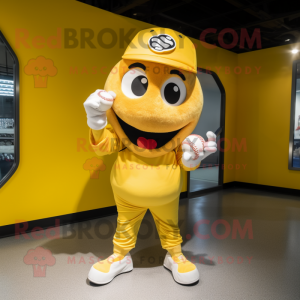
[121,68,148,99]
[161,77,186,106]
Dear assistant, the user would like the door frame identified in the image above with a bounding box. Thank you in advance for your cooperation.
[187,67,226,199]
[288,59,300,170]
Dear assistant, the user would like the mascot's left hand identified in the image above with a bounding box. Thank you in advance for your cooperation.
[181,131,217,169]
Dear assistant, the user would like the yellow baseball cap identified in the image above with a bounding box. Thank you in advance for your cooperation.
[122,28,197,74]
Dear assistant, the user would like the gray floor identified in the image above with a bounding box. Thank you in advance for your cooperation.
[1,188,300,300]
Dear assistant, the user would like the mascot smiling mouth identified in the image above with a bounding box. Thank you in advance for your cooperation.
[116,115,181,150]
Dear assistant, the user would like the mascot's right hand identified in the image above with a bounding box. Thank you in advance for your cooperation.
[181,132,217,169]
[84,90,116,130]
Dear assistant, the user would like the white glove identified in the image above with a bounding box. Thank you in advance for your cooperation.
[181,131,217,169]
[83,89,116,130]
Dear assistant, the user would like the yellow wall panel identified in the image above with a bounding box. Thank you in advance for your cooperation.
[0,0,238,226]
[236,45,300,189]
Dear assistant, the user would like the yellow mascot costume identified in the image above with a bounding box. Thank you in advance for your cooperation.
[84,28,217,285]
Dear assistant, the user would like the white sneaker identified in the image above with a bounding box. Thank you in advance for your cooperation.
[88,253,133,285]
[163,252,199,285]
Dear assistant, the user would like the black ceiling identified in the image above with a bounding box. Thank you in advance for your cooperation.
[78,0,300,53]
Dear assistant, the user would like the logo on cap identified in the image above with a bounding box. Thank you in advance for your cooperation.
[148,34,176,53]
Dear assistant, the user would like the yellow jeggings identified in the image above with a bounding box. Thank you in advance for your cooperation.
[89,125,191,254]
[113,193,182,252]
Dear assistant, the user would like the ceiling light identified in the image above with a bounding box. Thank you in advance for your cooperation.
[291,49,299,54]
[285,39,290,42]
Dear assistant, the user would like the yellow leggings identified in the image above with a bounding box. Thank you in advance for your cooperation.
[112,192,183,256]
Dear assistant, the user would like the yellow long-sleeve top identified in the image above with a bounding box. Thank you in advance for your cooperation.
[89,125,193,206]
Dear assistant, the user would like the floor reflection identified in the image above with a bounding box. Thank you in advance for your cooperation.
[190,166,219,192]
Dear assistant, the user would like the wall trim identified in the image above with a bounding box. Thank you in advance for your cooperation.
[0,205,117,240]
[223,181,300,197]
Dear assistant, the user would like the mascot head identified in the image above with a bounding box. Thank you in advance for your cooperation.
[105,27,203,158]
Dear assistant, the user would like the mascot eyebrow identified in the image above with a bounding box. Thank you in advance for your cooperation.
[129,62,146,71]
[170,69,186,81]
